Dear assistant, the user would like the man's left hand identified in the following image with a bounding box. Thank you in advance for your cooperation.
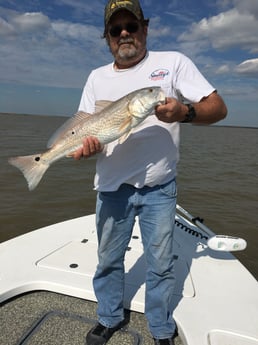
[155,97,187,123]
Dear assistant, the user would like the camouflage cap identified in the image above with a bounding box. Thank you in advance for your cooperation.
[104,0,145,27]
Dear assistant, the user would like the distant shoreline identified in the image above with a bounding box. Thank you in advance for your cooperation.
[1,112,257,130]
[0,112,66,118]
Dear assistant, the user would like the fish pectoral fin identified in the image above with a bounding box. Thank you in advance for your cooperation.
[118,130,133,144]
[119,116,132,133]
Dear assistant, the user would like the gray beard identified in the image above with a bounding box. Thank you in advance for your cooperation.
[117,45,138,60]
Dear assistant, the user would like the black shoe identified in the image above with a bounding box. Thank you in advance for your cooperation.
[86,322,123,345]
[153,338,175,345]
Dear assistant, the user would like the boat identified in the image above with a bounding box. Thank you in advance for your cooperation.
[0,204,258,345]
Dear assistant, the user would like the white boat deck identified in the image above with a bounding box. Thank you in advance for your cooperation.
[0,212,258,345]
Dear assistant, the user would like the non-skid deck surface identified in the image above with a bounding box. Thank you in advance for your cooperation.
[18,312,140,345]
[0,291,182,345]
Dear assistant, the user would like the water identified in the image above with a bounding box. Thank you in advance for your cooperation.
[1,113,257,280]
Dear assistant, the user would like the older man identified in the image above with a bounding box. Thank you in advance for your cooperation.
[74,1,227,344]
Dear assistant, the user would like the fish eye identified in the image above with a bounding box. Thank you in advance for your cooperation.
[149,88,153,93]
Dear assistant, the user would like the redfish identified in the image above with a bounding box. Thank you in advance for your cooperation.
[9,87,165,191]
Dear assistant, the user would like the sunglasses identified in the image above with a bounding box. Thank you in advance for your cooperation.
[109,22,139,37]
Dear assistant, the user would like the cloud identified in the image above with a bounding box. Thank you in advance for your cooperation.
[148,16,171,38]
[52,21,102,43]
[0,9,51,38]
[235,58,258,77]
[0,17,16,36]
[178,7,258,53]
[164,11,193,24]
[0,8,108,89]
[232,0,258,19]
[54,0,104,19]
[11,12,50,33]
[216,64,231,74]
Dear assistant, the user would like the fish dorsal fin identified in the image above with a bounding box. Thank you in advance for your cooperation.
[47,111,92,148]
[95,100,113,113]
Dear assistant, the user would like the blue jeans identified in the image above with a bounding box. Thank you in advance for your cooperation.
[94,179,177,338]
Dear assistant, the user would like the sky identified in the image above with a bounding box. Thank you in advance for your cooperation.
[0,0,257,127]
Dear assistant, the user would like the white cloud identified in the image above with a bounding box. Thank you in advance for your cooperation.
[0,8,108,88]
[11,12,50,33]
[178,8,258,53]
[0,9,51,38]
[236,58,258,77]
[52,21,102,43]
[0,17,16,36]
[148,16,170,38]
[233,0,258,19]
[216,64,231,74]
[216,0,258,17]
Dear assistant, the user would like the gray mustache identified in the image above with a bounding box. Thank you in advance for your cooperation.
[119,38,134,45]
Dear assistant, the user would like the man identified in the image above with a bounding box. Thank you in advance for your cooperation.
[73,1,227,344]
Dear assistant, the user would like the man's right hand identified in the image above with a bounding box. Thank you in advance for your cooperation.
[71,136,103,160]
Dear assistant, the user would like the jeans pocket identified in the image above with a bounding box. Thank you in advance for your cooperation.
[159,179,177,198]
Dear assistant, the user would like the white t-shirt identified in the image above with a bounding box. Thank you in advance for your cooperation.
[79,51,215,191]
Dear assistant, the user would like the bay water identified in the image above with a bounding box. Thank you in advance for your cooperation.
[0,113,257,280]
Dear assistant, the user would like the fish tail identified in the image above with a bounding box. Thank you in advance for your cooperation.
[8,154,49,191]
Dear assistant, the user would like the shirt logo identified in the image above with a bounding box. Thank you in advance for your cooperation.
[149,69,169,81]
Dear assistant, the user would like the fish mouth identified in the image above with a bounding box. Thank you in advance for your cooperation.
[159,90,166,105]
